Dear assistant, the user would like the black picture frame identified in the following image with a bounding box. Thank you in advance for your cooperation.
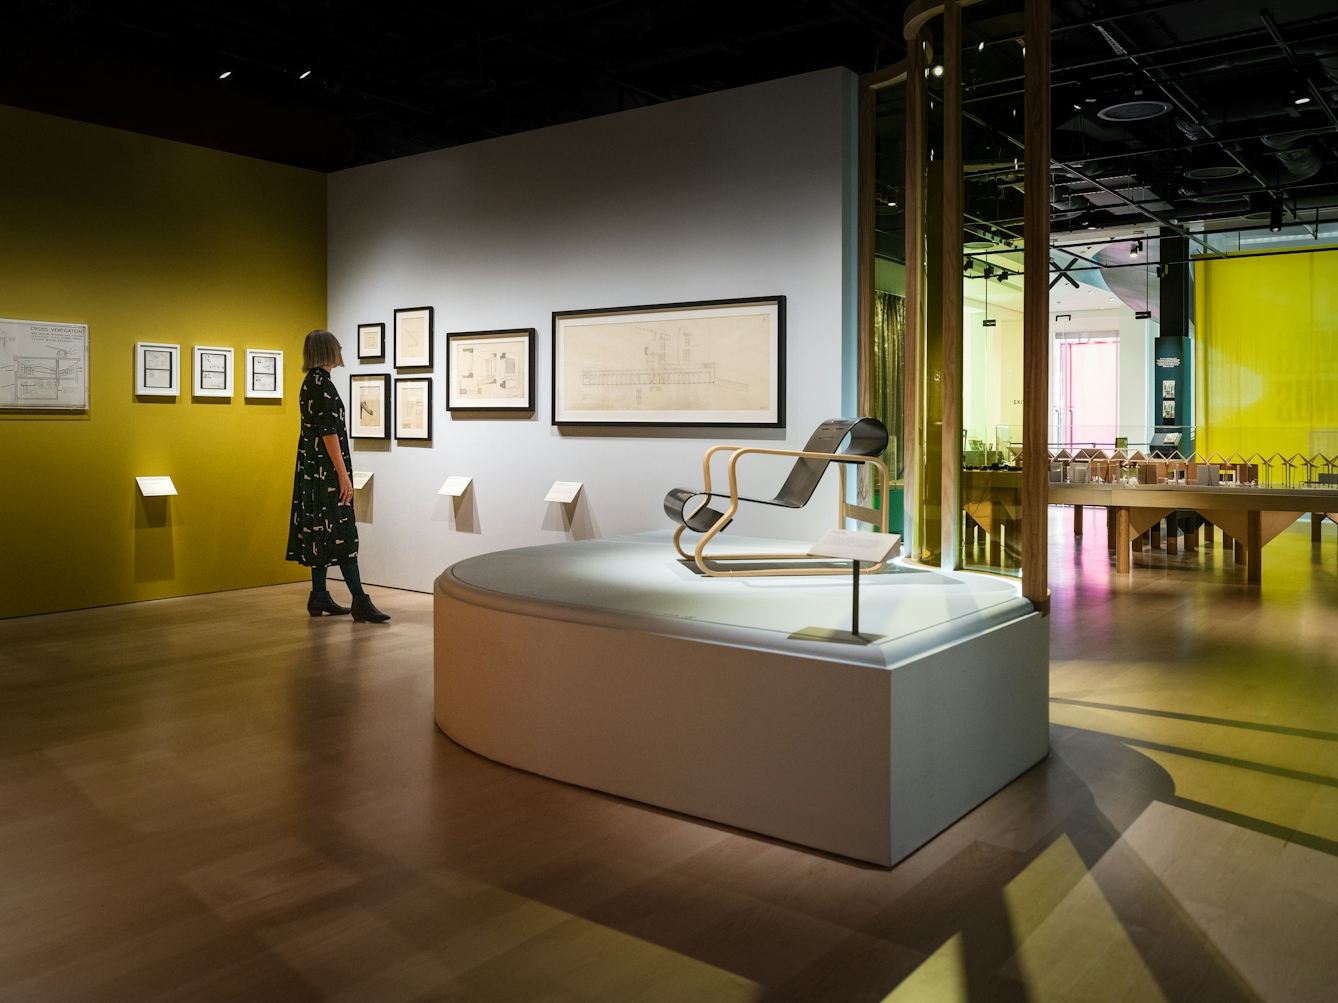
[394,376,433,440]
[349,372,391,439]
[357,322,385,360]
[393,306,435,369]
[445,328,537,413]
[551,295,786,428]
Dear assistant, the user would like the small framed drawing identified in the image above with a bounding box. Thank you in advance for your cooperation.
[192,345,234,398]
[446,328,535,412]
[1162,400,1176,419]
[350,373,391,439]
[135,342,180,396]
[245,349,284,399]
[394,306,434,368]
[395,377,433,440]
[552,296,785,427]
[358,322,385,360]
[1162,379,1175,399]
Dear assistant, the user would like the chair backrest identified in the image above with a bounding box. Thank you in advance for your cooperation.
[663,417,888,532]
[770,417,888,508]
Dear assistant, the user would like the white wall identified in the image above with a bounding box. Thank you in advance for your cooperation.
[328,69,858,592]
[1118,309,1155,447]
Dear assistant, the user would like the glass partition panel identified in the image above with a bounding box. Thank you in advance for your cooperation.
[870,79,907,530]
[959,0,1025,575]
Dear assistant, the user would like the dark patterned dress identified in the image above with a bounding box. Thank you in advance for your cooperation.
[286,367,359,568]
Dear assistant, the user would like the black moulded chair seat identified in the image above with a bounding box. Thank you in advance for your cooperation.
[663,417,894,578]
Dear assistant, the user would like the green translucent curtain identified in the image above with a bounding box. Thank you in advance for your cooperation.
[870,290,905,481]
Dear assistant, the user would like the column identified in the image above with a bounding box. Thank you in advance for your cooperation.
[1247,510,1262,583]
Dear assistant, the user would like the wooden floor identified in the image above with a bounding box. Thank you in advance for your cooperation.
[2,513,1337,1002]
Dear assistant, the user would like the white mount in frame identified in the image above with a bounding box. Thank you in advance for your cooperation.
[245,349,284,399]
[192,345,234,398]
[135,342,181,397]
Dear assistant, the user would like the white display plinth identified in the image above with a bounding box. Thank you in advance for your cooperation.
[433,532,1048,866]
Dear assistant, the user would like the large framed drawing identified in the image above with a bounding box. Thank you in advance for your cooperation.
[552,296,785,427]
[395,377,433,440]
[192,345,234,398]
[446,328,535,412]
[135,342,181,397]
[350,373,391,439]
[357,323,385,360]
[245,349,284,399]
[0,317,89,410]
[394,307,434,368]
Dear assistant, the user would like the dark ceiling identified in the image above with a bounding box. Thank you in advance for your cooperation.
[0,0,913,172]
[1047,0,1338,234]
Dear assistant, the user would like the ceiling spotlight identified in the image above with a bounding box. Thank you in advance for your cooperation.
[299,69,312,80]
[219,70,232,79]
[1073,104,1082,111]
[1295,96,1311,105]
[1270,200,1284,232]
[931,64,944,77]
[978,42,985,52]
[1130,239,1143,258]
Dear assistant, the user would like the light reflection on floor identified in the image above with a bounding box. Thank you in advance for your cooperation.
[887,509,1338,1003]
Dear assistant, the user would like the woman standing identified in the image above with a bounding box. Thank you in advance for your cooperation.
[286,329,390,623]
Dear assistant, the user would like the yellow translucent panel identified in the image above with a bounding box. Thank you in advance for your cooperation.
[1197,248,1338,458]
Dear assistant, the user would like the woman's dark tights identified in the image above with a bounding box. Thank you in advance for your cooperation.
[311,560,366,596]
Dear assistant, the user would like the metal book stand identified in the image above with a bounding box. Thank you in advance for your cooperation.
[663,417,892,578]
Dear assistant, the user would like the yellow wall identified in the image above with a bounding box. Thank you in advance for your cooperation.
[0,104,326,618]
[1196,247,1338,459]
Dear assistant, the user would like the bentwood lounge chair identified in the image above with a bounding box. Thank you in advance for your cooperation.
[663,417,892,577]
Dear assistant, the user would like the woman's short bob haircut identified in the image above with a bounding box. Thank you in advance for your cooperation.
[302,330,345,372]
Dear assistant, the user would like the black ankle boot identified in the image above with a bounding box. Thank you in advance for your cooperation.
[350,593,390,623]
[308,590,351,617]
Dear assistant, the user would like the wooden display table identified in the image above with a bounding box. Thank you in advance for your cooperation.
[1049,483,1338,582]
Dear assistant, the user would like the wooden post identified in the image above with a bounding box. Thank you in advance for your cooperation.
[857,76,875,423]
[1107,506,1116,549]
[1222,531,1233,552]
[1116,507,1130,574]
[1314,513,1325,544]
[1151,521,1161,550]
[989,528,1002,567]
[1247,510,1262,583]
[1021,0,1051,611]
[940,0,963,571]
[1184,516,1198,552]
[1234,538,1246,566]
[1073,504,1083,536]
[903,30,926,562]
[1166,514,1178,555]
[1205,521,1214,545]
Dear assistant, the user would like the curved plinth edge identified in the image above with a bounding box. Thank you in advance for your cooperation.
[434,535,1049,866]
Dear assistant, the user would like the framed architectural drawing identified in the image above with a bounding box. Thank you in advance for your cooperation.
[245,349,284,399]
[552,296,785,427]
[446,328,535,412]
[394,377,433,440]
[350,373,391,439]
[394,307,434,368]
[0,317,89,410]
[135,342,180,397]
[192,345,234,398]
[358,322,385,360]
